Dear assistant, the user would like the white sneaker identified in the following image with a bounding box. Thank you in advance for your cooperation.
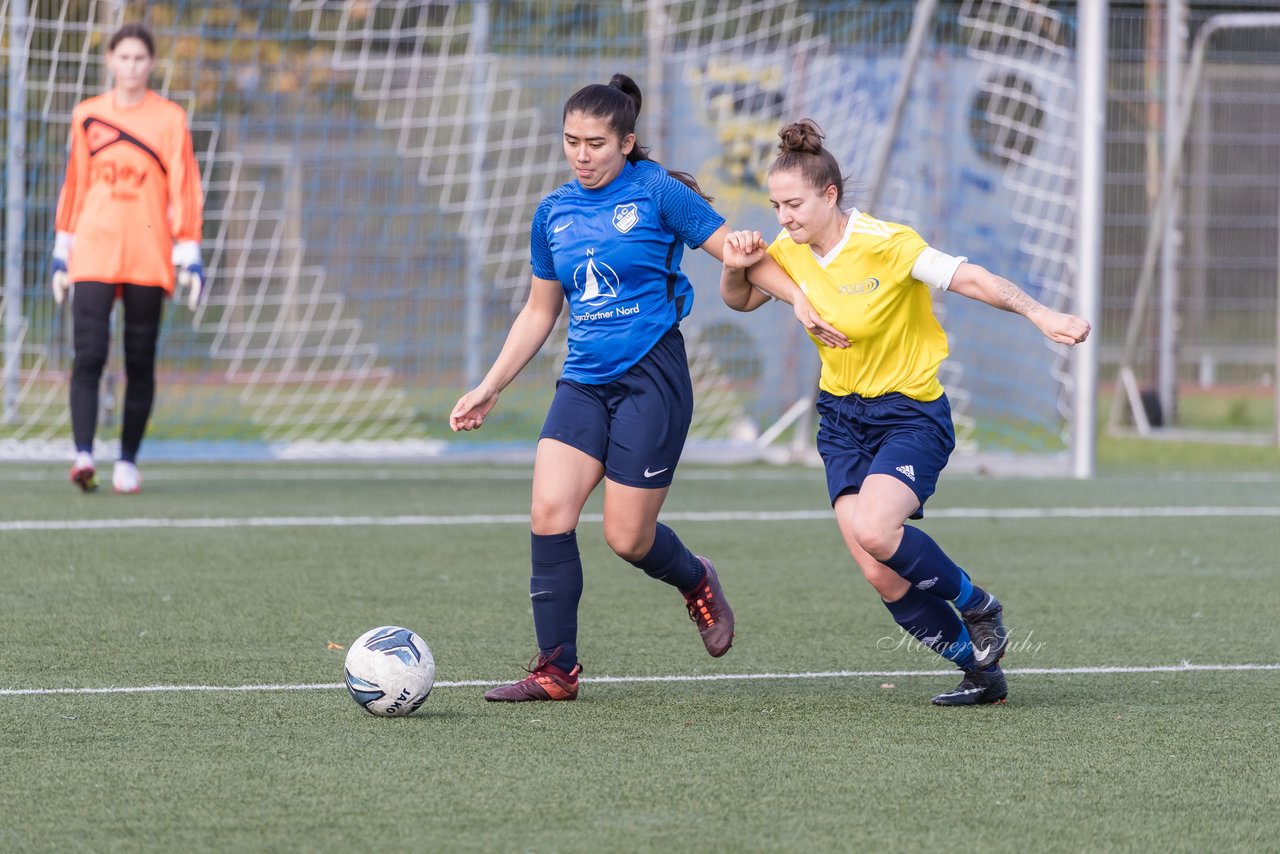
[70,451,98,492]
[112,461,142,494]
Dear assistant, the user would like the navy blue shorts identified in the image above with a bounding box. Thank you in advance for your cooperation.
[540,326,693,489]
[815,390,956,518]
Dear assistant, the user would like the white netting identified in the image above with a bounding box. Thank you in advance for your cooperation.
[957,0,1080,450]
[2,0,1085,465]
[291,0,761,441]
[2,0,422,448]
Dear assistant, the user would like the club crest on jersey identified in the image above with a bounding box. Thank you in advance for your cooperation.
[612,203,639,233]
[838,277,880,295]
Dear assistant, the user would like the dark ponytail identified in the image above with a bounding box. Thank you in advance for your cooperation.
[563,73,712,202]
[769,119,847,207]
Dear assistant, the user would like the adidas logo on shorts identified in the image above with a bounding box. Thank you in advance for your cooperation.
[896,464,916,482]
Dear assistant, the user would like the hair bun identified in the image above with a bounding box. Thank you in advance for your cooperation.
[608,73,643,116]
[777,119,826,155]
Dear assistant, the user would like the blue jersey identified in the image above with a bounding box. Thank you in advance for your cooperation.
[531,160,724,384]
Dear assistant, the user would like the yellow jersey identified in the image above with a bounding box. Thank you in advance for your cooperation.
[767,210,949,401]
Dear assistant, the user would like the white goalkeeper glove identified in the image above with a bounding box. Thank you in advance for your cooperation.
[51,231,73,305]
[172,240,206,311]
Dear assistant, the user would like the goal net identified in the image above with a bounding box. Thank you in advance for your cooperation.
[1107,7,1280,446]
[1,0,1089,469]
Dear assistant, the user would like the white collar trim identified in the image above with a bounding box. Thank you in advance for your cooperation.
[811,208,860,268]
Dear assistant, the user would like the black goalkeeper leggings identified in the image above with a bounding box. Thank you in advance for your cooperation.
[70,282,165,463]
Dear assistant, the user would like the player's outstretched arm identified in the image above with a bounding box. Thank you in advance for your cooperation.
[450,276,564,432]
[948,262,1091,346]
[719,229,849,349]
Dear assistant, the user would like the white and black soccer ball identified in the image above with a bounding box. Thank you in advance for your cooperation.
[343,626,436,717]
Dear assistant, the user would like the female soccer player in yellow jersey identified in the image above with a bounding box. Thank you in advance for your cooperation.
[51,23,206,494]
[720,119,1090,705]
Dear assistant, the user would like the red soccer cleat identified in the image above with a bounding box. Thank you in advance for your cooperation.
[484,653,581,702]
[685,556,735,657]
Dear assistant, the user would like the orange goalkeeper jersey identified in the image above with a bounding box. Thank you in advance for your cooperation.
[55,90,203,291]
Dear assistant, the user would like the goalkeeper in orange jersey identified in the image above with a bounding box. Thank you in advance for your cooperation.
[50,23,206,494]
[721,119,1090,706]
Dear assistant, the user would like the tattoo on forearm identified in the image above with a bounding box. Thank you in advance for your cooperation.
[993,275,1044,316]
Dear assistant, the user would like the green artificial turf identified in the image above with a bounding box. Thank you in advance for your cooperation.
[2,461,1278,852]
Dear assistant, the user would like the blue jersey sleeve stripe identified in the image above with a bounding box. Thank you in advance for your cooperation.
[530,196,556,279]
[664,237,679,304]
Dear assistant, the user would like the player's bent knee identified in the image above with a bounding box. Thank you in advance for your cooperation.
[849,523,898,563]
[604,538,649,563]
[530,504,580,536]
[602,527,653,563]
[855,558,909,599]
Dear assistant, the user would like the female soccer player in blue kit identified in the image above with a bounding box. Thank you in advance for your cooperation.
[450,78,844,702]
[721,120,1090,705]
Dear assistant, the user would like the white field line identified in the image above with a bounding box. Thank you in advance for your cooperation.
[4,506,1280,532]
[2,662,1277,697]
[0,468,815,483]
[2,468,1279,483]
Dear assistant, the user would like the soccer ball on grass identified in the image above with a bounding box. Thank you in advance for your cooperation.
[343,625,436,717]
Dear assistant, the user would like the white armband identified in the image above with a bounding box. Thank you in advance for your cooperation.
[911,247,966,291]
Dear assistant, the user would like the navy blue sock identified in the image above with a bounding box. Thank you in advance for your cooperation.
[628,523,704,594]
[884,525,987,610]
[883,587,977,671]
[529,531,583,672]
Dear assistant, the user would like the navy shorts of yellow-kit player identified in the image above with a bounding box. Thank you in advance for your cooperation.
[815,389,956,519]
[540,326,693,489]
